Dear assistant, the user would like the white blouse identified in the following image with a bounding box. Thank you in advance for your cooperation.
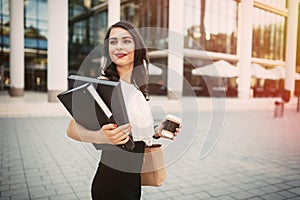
[120,80,154,146]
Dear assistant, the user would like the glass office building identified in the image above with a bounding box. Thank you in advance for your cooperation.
[1,0,300,99]
[1,0,48,91]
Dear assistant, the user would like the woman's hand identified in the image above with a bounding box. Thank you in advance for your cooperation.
[67,119,132,145]
[99,123,132,145]
[154,120,182,140]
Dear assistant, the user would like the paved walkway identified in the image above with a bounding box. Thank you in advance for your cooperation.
[1,92,300,200]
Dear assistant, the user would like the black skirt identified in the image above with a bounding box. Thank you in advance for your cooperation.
[91,141,145,200]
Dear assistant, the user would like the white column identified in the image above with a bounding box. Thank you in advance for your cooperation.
[167,0,184,99]
[108,0,120,27]
[47,0,68,102]
[237,0,254,99]
[284,0,299,93]
[9,0,24,96]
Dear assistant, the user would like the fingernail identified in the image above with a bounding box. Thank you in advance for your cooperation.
[113,124,118,128]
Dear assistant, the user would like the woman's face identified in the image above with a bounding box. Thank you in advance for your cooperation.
[108,27,135,69]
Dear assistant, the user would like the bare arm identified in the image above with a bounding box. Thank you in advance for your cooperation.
[66,119,131,145]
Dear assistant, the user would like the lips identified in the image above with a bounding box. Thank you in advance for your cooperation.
[115,53,128,58]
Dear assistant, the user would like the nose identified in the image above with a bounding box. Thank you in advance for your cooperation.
[116,40,123,50]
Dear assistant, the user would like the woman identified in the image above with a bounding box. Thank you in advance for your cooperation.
[66,21,180,200]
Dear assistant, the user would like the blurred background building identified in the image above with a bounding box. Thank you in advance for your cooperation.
[0,0,299,101]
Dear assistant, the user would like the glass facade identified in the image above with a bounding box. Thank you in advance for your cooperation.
[184,0,238,55]
[183,0,238,97]
[256,0,286,9]
[252,7,286,61]
[121,0,169,95]
[0,0,9,51]
[69,0,107,19]
[0,0,9,89]
[121,0,169,50]
[69,0,108,77]
[296,2,300,72]
[24,0,48,50]
[24,0,48,91]
[1,0,299,97]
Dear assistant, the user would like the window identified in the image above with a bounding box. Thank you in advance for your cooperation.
[121,0,169,50]
[255,0,286,9]
[0,0,9,49]
[24,0,48,50]
[252,7,286,61]
[68,0,108,74]
[184,0,238,54]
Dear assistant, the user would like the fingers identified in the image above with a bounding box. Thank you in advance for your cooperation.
[102,123,118,130]
[101,123,131,145]
[111,125,131,144]
[117,134,130,145]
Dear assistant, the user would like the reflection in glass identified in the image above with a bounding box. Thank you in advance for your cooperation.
[184,0,238,54]
[255,0,286,9]
[69,1,108,76]
[121,0,169,50]
[252,7,286,61]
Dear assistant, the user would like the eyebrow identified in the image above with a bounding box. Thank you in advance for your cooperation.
[109,36,133,40]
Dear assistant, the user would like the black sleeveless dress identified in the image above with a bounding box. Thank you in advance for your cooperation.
[91,141,145,200]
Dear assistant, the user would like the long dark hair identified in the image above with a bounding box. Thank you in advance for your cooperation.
[100,21,150,100]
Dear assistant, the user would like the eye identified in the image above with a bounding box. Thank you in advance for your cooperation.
[109,40,117,45]
[124,39,133,44]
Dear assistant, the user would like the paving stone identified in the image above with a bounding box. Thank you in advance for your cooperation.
[1,108,300,199]
[246,197,263,200]
[237,182,261,191]
[248,188,268,196]
[163,189,183,198]
[259,185,282,193]
[178,186,202,195]
[0,197,10,200]
[0,185,10,193]
[10,194,31,200]
[170,194,200,200]
[75,191,91,199]
[208,188,232,197]
[49,193,78,200]
[277,190,298,198]
[9,183,27,190]
[275,182,294,190]
[1,188,29,198]
[216,195,237,200]
[193,191,212,199]
[230,191,256,199]
[29,186,56,199]
[142,192,169,200]
[260,193,286,200]
[287,180,300,187]
[289,187,300,195]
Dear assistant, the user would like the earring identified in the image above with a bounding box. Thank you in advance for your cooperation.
[100,56,107,75]
[143,59,149,75]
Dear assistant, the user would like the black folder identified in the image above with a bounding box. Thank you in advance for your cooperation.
[57,75,135,151]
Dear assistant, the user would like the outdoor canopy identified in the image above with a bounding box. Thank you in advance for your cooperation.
[191,60,238,78]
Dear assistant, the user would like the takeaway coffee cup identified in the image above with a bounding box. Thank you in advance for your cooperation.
[162,114,181,138]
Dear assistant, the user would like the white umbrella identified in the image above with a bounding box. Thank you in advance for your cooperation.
[251,63,269,79]
[251,63,279,80]
[148,63,163,75]
[268,66,285,80]
[192,60,238,78]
